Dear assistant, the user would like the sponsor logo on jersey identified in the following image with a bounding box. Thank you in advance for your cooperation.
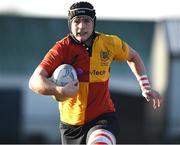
[90,70,106,76]
[76,68,106,77]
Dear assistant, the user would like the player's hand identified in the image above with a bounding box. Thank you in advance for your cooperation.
[53,80,79,102]
[62,80,79,97]
[142,89,162,109]
[54,80,79,101]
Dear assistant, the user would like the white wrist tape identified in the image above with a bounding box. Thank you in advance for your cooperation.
[138,75,151,90]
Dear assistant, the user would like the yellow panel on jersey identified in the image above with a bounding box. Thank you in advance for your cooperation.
[90,33,129,82]
[59,82,89,125]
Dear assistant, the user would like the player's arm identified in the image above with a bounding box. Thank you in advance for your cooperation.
[29,66,78,97]
[127,46,162,109]
[126,46,146,78]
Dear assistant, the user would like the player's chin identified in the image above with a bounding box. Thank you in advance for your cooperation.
[76,36,89,43]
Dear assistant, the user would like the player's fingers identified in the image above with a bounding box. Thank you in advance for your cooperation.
[157,95,162,108]
[158,99,161,108]
[145,96,150,102]
[66,81,78,88]
[154,93,162,108]
[142,91,150,102]
[153,99,157,109]
[73,80,79,87]
[153,97,162,109]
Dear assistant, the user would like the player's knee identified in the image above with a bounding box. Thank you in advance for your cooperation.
[87,129,116,145]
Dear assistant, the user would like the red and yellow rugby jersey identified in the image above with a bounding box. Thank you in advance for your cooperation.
[39,32,129,125]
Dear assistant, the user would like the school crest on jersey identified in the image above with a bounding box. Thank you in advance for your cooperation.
[100,49,112,66]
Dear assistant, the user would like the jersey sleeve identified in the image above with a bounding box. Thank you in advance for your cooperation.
[112,35,129,61]
[39,42,64,77]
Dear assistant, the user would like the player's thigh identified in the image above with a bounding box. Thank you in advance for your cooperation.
[60,122,86,144]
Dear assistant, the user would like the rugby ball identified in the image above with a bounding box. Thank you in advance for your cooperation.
[50,64,77,86]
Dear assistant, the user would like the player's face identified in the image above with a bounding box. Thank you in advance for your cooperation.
[71,16,94,42]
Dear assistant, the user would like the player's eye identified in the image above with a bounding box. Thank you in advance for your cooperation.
[73,18,80,24]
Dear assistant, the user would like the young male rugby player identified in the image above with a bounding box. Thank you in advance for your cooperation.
[29,1,162,144]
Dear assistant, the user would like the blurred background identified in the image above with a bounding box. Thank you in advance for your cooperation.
[0,0,180,144]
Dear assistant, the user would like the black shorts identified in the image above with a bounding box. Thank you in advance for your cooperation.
[59,112,119,144]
